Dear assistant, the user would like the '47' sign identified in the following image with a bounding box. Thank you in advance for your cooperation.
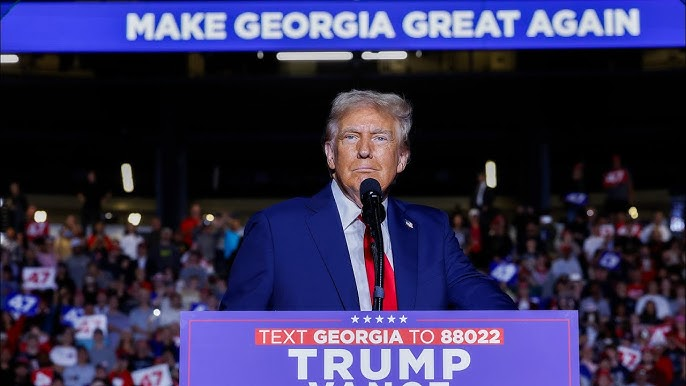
[5,293,39,319]
[22,267,56,290]
[132,364,172,386]
[74,314,108,341]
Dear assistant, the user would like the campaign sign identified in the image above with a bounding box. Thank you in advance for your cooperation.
[180,310,579,386]
[74,314,108,341]
[132,363,173,386]
[618,345,642,371]
[5,293,39,319]
[21,266,56,290]
[61,306,85,327]
[598,250,622,271]
[49,346,78,367]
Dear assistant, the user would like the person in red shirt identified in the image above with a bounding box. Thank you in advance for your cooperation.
[108,356,134,386]
[602,154,634,220]
[179,202,202,250]
[86,220,114,254]
[467,208,484,269]
[24,204,50,248]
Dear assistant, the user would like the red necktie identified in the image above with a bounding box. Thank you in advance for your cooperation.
[360,215,398,310]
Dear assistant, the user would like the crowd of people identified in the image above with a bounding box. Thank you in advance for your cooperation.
[1,164,684,386]
[1,193,244,386]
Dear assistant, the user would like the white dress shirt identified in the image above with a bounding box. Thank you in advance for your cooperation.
[330,179,394,311]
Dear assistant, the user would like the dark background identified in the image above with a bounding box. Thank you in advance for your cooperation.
[2,48,685,210]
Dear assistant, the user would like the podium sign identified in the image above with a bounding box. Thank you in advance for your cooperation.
[180,310,579,386]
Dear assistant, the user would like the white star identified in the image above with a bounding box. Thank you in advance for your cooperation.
[375,315,384,323]
[351,315,359,323]
[399,315,408,323]
[363,315,372,323]
[387,315,396,323]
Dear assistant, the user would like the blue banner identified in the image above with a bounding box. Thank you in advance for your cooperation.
[61,305,84,327]
[5,293,39,319]
[1,1,684,53]
[180,310,580,386]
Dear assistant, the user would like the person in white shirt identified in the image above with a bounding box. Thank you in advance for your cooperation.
[639,210,672,245]
[119,222,145,260]
[634,279,672,320]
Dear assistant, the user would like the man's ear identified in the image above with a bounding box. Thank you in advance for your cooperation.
[397,150,410,173]
[324,142,336,170]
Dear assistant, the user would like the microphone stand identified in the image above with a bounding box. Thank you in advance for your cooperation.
[360,177,388,311]
[365,205,386,311]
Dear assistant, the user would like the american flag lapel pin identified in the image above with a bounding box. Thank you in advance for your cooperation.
[405,219,413,229]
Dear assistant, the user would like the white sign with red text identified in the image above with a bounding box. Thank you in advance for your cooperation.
[132,364,172,386]
[648,324,672,347]
[74,314,108,341]
[618,345,642,371]
[22,266,56,290]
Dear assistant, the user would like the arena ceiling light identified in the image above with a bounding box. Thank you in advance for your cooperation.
[361,51,408,60]
[0,54,19,64]
[127,212,142,226]
[34,210,48,223]
[276,51,353,61]
[485,160,497,188]
[121,163,135,193]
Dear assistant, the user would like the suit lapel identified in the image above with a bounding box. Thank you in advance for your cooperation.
[306,186,360,310]
[387,199,418,309]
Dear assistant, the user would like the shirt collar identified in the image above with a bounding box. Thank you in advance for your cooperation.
[330,179,388,230]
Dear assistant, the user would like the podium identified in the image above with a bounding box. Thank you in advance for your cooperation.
[180,310,579,385]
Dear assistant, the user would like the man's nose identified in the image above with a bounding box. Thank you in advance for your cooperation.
[357,137,372,158]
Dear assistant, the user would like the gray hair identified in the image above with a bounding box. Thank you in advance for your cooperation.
[323,89,413,153]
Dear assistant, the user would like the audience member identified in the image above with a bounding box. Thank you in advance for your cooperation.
[76,169,111,236]
[119,222,145,260]
[6,181,29,239]
[87,329,116,372]
[62,345,95,386]
[601,154,634,220]
[179,202,203,250]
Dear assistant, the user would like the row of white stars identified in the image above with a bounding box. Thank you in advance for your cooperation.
[350,315,408,323]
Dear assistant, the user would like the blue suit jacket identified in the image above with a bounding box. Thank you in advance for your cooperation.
[220,184,516,311]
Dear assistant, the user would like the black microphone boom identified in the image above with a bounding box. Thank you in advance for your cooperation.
[360,178,386,311]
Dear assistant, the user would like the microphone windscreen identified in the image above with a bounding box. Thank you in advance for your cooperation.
[360,178,382,199]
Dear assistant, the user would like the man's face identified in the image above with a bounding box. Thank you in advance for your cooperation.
[325,106,409,207]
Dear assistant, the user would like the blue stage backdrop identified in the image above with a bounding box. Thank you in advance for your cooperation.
[1,0,684,53]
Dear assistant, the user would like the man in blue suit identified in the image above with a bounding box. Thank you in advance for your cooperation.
[219,89,516,311]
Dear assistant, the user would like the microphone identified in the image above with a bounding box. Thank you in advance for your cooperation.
[360,178,386,311]
[360,178,386,225]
